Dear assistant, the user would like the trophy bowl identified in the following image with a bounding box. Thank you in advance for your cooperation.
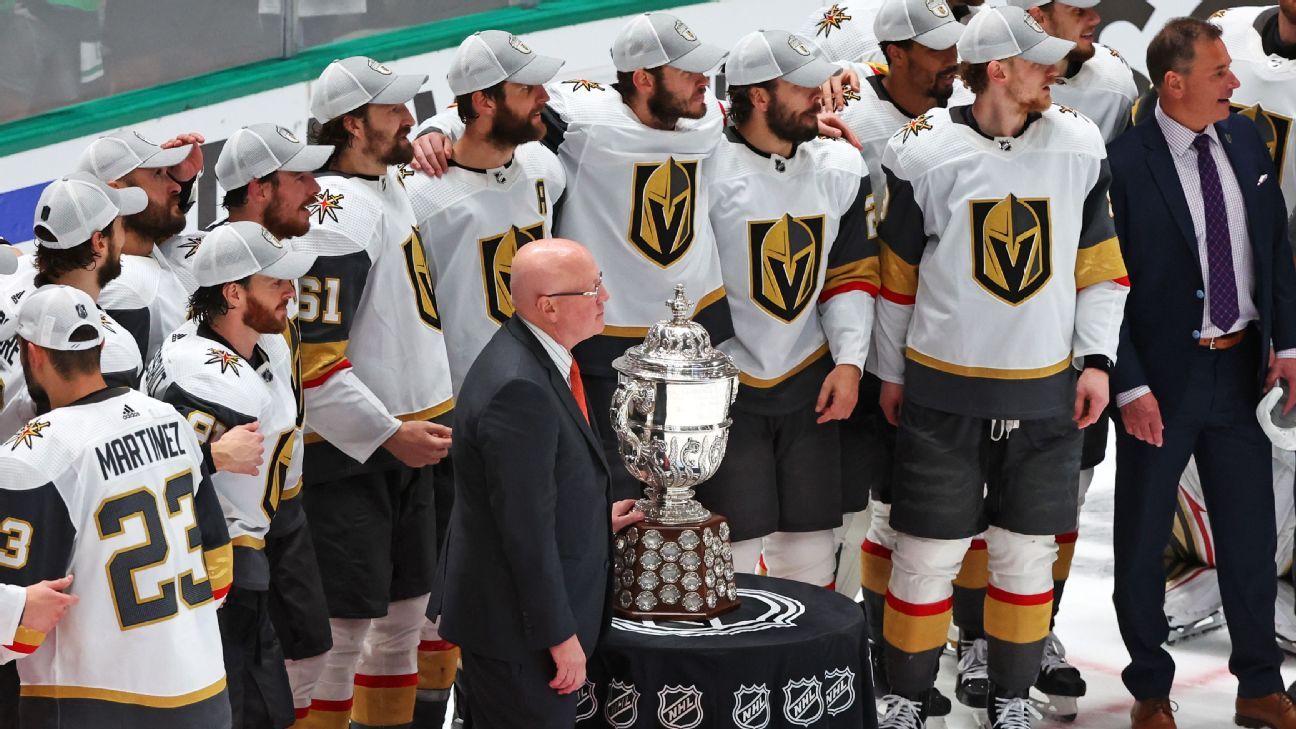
[610,285,741,619]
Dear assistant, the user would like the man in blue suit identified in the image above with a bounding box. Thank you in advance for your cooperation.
[1108,16,1296,729]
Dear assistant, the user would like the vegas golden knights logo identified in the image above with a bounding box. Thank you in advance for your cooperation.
[1232,103,1291,183]
[628,157,699,267]
[401,227,441,330]
[749,214,825,322]
[480,222,545,323]
[970,195,1052,306]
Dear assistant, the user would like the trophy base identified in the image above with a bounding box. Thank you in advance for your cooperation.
[612,513,741,620]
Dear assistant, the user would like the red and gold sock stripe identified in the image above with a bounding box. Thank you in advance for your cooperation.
[883,591,954,654]
[860,539,893,596]
[984,584,1053,645]
[417,640,459,692]
[293,697,351,729]
[1053,531,1078,582]
[953,538,988,590]
[352,673,417,727]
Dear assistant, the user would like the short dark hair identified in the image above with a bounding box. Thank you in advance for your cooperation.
[958,61,991,95]
[1146,17,1223,89]
[308,106,369,167]
[726,80,778,126]
[188,278,250,325]
[455,82,507,125]
[221,171,278,210]
[32,230,105,284]
[20,335,103,378]
[878,39,913,68]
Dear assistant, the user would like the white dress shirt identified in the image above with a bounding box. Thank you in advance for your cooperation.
[522,318,573,385]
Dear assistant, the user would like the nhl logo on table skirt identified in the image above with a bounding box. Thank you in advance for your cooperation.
[575,679,598,721]
[604,680,641,728]
[782,677,824,727]
[657,685,704,729]
[824,668,856,716]
[731,684,771,729]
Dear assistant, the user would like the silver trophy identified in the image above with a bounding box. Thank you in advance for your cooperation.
[610,285,741,618]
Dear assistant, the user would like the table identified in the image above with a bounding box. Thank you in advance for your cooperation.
[578,574,876,728]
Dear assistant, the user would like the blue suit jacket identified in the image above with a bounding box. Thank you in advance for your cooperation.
[1108,111,1296,421]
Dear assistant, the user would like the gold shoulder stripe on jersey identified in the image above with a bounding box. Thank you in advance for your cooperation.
[1075,237,1129,290]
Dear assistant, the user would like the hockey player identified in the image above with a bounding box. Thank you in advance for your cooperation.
[147,220,316,728]
[213,123,337,727]
[0,284,233,729]
[78,129,205,359]
[873,7,1127,728]
[294,56,453,729]
[704,29,876,590]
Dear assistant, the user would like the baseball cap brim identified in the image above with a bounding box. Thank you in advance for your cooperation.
[1019,34,1076,64]
[114,186,149,216]
[279,144,335,173]
[913,21,965,51]
[260,250,317,281]
[667,42,728,74]
[782,57,844,88]
[509,54,566,87]
[138,144,191,170]
[370,73,428,105]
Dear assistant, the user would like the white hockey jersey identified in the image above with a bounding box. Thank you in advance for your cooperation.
[799,2,885,65]
[710,131,877,413]
[1050,43,1138,144]
[1213,5,1296,219]
[99,245,193,361]
[146,320,300,590]
[418,80,733,375]
[407,143,566,394]
[0,388,231,728]
[876,104,1129,419]
[293,167,454,467]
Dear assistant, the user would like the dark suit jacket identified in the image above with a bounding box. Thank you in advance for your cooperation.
[437,316,613,661]
[1108,111,1296,420]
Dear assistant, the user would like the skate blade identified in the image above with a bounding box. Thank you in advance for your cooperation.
[1280,636,1296,657]
[1165,612,1227,645]
[1028,692,1078,723]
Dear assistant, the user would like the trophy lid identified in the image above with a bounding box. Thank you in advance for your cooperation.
[612,285,739,382]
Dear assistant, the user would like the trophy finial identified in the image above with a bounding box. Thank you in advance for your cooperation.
[667,284,693,324]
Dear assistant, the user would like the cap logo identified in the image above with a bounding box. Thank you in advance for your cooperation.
[926,0,950,18]
[276,126,300,144]
[132,131,156,146]
[75,304,88,319]
[1023,14,1045,34]
[508,35,532,54]
[261,229,283,249]
[787,35,812,56]
[674,20,697,42]
[367,59,394,75]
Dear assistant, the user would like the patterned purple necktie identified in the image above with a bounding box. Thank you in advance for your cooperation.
[1192,134,1239,332]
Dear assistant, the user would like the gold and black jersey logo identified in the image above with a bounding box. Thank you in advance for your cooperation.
[748,214,825,323]
[969,195,1053,306]
[1233,103,1292,184]
[480,222,545,323]
[628,157,699,268]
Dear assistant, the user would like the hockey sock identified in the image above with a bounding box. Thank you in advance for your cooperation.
[411,618,458,729]
[1051,531,1078,627]
[286,653,328,725]
[353,595,430,728]
[983,527,1057,692]
[732,538,764,575]
[860,537,891,644]
[763,530,836,586]
[883,533,968,697]
[952,537,989,641]
[297,617,371,729]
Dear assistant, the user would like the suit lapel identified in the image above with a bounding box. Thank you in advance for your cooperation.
[1216,118,1266,267]
[505,317,610,472]
[1141,121,1200,264]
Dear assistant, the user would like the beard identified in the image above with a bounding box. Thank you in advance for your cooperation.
[647,84,705,124]
[1065,42,1096,65]
[242,295,286,335]
[263,199,311,239]
[766,96,820,145]
[367,132,415,166]
[123,202,185,242]
[19,347,47,409]
[928,69,959,104]
[487,104,545,148]
[96,249,122,288]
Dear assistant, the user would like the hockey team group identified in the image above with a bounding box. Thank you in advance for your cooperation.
[0,0,1294,727]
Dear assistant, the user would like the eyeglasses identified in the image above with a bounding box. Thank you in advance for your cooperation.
[544,273,603,299]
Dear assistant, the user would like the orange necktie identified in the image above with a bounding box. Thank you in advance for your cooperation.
[569,360,590,424]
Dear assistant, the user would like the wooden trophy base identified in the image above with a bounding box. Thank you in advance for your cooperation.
[613,513,741,620]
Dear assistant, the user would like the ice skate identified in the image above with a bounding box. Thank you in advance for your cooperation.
[1166,607,1227,644]
[877,694,926,729]
[978,686,1043,728]
[925,687,950,729]
[1031,632,1086,722]
[956,636,989,709]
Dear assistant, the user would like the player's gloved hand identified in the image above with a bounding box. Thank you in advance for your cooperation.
[211,421,264,475]
[1073,367,1109,429]
[820,66,860,113]
[879,381,904,426]
[383,421,453,468]
[548,633,586,695]
[816,364,861,424]
[411,131,453,177]
[22,575,78,634]
[611,499,643,533]
[161,132,206,182]
[817,112,862,150]
[1120,391,1164,447]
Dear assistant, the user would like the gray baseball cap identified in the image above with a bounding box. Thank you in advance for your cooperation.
[32,172,147,250]
[875,0,965,50]
[77,130,192,183]
[726,30,841,88]
[1006,0,1101,9]
[957,5,1075,64]
[16,285,104,352]
[310,56,428,123]
[611,13,728,74]
[216,124,334,190]
[192,220,316,288]
[447,31,565,96]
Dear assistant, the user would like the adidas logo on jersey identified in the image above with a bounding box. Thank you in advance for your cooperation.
[122,405,140,420]
[10,291,23,305]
